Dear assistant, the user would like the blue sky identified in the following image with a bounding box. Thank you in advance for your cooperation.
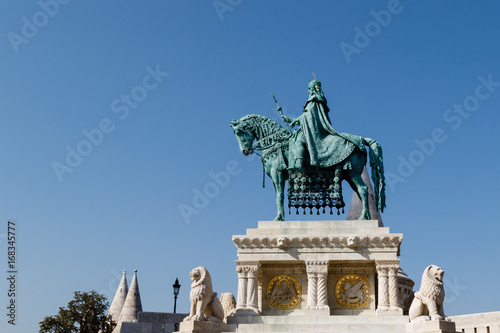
[1,1,500,331]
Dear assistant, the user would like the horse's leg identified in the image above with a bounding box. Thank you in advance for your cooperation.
[349,172,370,220]
[344,152,370,220]
[343,148,371,220]
[271,168,286,221]
[263,158,286,221]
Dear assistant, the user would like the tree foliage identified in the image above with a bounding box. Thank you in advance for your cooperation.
[39,291,114,333]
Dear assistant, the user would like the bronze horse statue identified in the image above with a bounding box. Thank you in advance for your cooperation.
[230,114,385,221]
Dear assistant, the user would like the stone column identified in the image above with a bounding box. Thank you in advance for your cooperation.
[316,270,329,310]
[376,265,389,312]
[376,260,402,315]
[246,266,259,311]
[389,265,402,312]
[306,274,317,310]
[236,267,247,310]
[234,262,261,315]
[305,261,329,313]
[257,276,263,313]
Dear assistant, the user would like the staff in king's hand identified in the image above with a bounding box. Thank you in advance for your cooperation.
[272,93,292,134]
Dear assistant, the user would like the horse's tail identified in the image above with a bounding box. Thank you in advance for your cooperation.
[364,138,386,213]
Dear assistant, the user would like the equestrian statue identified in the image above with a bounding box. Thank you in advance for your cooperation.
[230,78,385,221]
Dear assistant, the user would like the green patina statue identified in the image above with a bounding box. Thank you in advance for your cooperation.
[230,79,385,221]
[283,80,365,172]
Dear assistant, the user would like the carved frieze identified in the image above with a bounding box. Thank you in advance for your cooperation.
[233,235,402,250]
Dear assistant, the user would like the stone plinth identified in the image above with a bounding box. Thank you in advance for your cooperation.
[117,312,187,333]
[179,320,235,333]
[228,314,410,332]
[232,220,405,316]
[406,320,459,333]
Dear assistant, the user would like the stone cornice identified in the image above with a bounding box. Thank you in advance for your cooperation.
[232,235,402,250]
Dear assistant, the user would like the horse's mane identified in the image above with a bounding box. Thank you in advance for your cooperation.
[238,114,289,148]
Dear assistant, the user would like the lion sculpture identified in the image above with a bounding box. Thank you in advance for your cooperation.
[409,265,449,322]
[220,292,236,322]
[183,266,225,322]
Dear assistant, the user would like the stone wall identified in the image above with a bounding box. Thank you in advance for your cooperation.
[118,312,187,333]
[449,311,500,333]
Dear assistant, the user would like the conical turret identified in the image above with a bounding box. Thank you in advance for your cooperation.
[107,270,128,324]
[118,269,142,323]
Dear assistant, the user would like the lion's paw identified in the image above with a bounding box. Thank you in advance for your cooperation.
[206,316,222,323]
[431,314,444,321]
[192,314,205,322]
[413,316,431,322]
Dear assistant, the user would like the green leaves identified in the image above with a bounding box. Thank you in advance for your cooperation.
[39,291,114,333]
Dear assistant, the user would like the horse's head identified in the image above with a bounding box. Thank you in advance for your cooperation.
[230,118,256,156]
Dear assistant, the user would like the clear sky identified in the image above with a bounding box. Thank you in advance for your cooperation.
[1,1,500,331]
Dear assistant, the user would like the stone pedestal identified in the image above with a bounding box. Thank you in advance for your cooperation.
[179,320,235,333]
[406,320,460,333]
[227,313,410,332]
[232,220,406,316]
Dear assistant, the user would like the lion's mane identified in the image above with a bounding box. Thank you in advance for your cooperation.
[220,292,236,320]
[419,265,444,303]
[190,267,213,302]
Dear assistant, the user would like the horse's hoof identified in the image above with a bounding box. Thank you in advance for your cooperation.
[359,213,371,220]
